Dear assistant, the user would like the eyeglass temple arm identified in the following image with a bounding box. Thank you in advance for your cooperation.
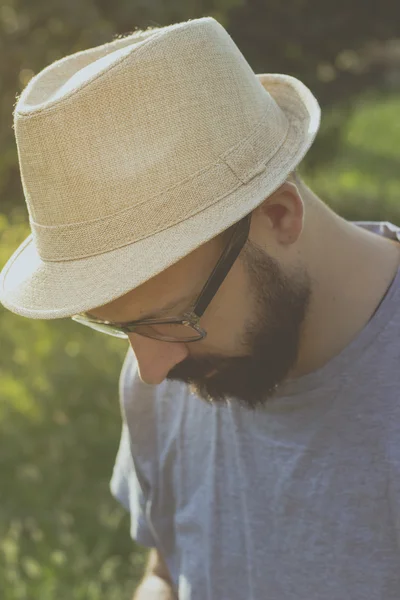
[192,214,252,318]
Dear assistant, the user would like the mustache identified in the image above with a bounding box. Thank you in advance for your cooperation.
[167,353,249,383]
[167,351,277,408]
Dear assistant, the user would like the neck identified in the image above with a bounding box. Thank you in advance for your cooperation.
[291,187,400,378]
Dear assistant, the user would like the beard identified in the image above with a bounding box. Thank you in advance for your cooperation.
[166,240,312,409]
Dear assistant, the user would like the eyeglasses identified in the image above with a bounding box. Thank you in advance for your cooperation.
[72,213,252,342]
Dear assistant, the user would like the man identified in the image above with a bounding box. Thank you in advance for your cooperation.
[1,16,400,600]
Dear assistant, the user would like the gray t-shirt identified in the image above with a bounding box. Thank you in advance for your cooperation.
[110,222,400,600]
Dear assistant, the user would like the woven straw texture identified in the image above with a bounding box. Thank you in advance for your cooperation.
[0,16,320,319]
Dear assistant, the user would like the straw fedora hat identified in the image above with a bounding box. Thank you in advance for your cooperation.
[0,16,320,320]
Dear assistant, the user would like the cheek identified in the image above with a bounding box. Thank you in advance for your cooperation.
[197,280,252,353]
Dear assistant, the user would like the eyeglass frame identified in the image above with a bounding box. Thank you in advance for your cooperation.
[71,212,252,342]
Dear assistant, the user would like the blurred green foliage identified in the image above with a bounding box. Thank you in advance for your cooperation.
[0,0,400,598]
[307,93,400,221]
[0,215,147,599]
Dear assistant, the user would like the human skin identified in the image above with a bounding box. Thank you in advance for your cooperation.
[89,178,400,392]
[91,177,400,597]
[133,549,176,599]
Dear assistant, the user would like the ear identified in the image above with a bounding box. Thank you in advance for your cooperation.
[252,181,304,246]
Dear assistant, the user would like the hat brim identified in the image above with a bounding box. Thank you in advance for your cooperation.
[0,74,320,320]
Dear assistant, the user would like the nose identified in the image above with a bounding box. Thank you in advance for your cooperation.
[128,333,189,385]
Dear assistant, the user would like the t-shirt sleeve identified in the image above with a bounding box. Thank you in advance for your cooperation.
[110,422,156,547]
[109,349,157,548]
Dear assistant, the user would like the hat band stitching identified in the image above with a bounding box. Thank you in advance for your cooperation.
[29,108,287,231]
[31,115,292,262]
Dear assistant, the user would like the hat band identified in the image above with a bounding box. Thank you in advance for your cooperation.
[30,110,289,262]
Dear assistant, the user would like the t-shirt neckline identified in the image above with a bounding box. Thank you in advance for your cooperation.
[272,221,400,399]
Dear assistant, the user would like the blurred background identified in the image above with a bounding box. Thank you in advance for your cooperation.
[0,1,399,598]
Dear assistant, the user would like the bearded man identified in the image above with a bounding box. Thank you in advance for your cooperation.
[2,17,400,600]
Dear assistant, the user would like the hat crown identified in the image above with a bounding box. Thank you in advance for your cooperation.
[14,17,288,260]
[1,17,320,318]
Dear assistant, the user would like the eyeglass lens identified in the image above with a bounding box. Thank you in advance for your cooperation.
[80,318,202,341]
